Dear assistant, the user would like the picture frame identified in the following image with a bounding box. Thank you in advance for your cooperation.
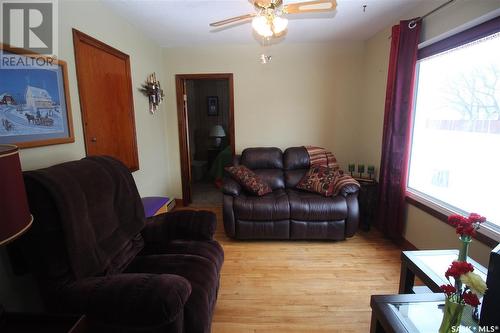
[207,96,218,116]
[0,44,74,148]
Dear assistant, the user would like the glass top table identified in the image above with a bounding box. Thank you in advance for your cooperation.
[371,294,480,333]
[399,250,487,294]
[390,300,477,333]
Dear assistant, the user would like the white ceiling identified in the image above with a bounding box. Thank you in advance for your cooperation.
[102,0,426,47]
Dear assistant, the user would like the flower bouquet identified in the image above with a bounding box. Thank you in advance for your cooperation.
[438,213,487,333]
[449,213,487,261]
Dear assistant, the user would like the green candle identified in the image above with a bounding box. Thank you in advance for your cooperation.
[367,165,375,179]
[357,164,365,174]
[348,163,355,172]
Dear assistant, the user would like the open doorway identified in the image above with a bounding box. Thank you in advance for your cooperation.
[175,74,235,206]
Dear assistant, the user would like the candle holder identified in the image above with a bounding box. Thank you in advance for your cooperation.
[358,164,365,178]
[367,165,375,180]
[348,163,355,177]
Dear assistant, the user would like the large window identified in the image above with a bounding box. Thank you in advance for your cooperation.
[407,17,500,235]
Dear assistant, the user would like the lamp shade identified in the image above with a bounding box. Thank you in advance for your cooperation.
[0,145,32,246]
[209,125,226,138]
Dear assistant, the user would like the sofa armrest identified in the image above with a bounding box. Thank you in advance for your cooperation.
[339,183,360,197]
[222,177,241,196]
[60,273,191,327]
[344,192,360,237]
[143,210,217,242]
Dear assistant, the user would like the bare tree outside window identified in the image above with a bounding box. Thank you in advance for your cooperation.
[445,64,500,120]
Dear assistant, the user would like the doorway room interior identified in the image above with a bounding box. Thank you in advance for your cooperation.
[183,76,234,206]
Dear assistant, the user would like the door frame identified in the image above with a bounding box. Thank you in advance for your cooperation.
[175,73,235,206]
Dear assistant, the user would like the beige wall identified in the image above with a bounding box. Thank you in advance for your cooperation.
[361,0,500,266]
[163,42,365,198]
[0,0,169,311]
[2,0,170,197]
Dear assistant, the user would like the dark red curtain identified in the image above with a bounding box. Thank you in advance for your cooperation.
[377,19,421,241]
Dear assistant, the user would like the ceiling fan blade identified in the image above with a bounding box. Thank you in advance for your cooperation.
[284,0,337,14]
[209,13,256,27]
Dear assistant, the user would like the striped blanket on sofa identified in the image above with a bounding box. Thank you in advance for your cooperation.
[304,146,360,195]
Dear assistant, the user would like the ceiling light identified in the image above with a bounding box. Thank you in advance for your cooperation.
[272,16,288,34]
[252,16,273,38]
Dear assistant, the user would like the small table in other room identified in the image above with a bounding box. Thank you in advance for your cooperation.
[370,293,479,333]
[354,178,378,231]
[399,249,487,294]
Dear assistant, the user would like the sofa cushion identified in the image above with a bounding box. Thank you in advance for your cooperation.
[234,189,290,221]
[225,165,272,196]
[287,189,348,221]
[253,169,285,190]
[283,147,310,170]
[240,147,283,169]
[284,147,309,188]
[295,166,338,196]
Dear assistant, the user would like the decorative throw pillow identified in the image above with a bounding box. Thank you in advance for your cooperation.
[225,165,272,196]
[296,166,338,197]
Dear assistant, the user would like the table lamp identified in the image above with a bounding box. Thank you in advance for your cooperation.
[209,125,226,148]
[0,145,33,246]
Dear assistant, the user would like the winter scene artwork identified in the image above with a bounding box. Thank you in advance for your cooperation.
[0,51,73,148]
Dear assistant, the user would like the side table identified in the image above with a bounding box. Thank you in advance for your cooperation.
[370,293,481,333]
[355,178,378,231]
[399,249,487,294]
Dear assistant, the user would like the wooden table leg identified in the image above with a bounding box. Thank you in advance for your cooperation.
[398,260,415,294]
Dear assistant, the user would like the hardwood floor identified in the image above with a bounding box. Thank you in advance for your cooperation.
[183,204,402,332]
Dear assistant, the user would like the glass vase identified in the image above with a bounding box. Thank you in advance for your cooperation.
[439,297,465,333]
[458,235,472,262]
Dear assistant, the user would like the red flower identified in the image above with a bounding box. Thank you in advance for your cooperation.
[445,261,474,279]
[463,291,480,307]
[440,284,457,296]
[468,213,486,224]
[448,213,486,237]
[448,215,467,226]
[456,222,476,236]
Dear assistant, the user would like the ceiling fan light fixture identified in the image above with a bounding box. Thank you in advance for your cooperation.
[272,16,288,34]
[252,15,273,37]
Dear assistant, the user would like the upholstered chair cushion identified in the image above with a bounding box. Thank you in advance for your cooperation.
[225,165,272,196]
[295,166,338,196]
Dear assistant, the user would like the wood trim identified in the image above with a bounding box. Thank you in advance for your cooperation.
[0,43,75,148]
[406,196,498,248]
[72,29,139,172]
[175,73,236,205]
[400,237,418,251]
[174,198,184,208]
[418,15,500,60]
[175,77,191,205]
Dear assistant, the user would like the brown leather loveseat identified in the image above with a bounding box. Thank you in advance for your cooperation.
[222,147,359,240]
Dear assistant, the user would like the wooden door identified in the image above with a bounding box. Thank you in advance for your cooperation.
[72,29,139,171]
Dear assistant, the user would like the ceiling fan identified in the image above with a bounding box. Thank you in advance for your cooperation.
[209,0,337,38]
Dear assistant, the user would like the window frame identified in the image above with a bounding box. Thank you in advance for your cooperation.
[406,15,500,247]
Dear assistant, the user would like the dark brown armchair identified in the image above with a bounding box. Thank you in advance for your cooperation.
[17,156,223,333]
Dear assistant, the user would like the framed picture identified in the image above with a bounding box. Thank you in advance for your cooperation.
[207,96,218,116]
[0,44,74,148]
